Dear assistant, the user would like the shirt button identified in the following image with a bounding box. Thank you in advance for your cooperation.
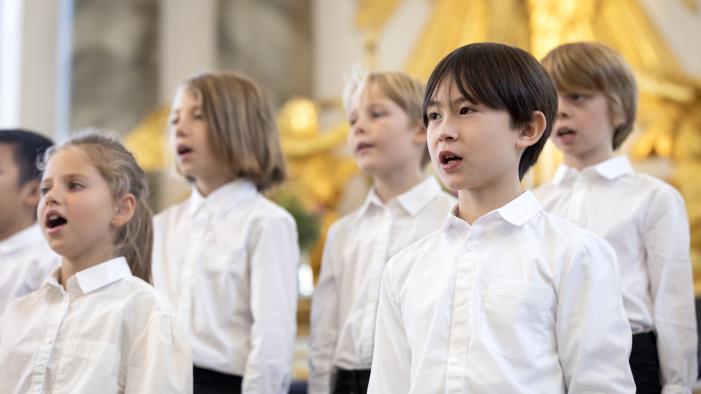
[465,243,476,251]
[450,358,460,365]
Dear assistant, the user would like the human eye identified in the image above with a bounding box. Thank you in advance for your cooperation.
[370,108,386,119]
[567,93,589,102]
[68,180,84,191]
[458,106,476,115]
[39,184,51,195]
[426,111,441,122]
[169,114,179,125]
[192,109,206,121]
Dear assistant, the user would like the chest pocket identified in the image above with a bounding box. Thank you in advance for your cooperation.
[481,278,556,358]
[56,339,121,393]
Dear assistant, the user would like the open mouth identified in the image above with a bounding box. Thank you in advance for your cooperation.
[176,145,193,156]
[46,213,67,230]
[556,127,576,137]
[439,151,463,166]
[356,142,374,153]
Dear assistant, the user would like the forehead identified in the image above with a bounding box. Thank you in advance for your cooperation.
[43,148,98,178]
[0,143,17,164]
[428,77,474,104]
[172,86,202,108]
[351,84,396,109]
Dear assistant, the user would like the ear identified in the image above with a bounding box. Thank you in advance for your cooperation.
[515,111,546,150]
[410,122,427,145]
[20,180,40,208]
[111,193,136,228]
[611,110,625,130]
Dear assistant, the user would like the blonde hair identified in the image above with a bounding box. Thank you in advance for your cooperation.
[343,70,430,166]
[40,132,153,283]
[542,42,638,149]
[180,71,286,191]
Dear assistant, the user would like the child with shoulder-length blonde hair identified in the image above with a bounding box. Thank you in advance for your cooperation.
[153,71,299,394]
[0,132,193,393]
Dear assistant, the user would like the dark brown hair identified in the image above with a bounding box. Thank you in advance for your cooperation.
[424,42,558,180]
[0,129,53,185]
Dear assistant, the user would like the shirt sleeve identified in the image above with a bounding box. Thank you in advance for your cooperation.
[125,313,193,393]
[308,224,341,394]
[644,186,697,394]
[556,234,637,393]
[244,215,299,394]
[367,263,411,394]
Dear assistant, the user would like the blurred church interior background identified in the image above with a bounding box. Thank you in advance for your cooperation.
[2,0,701,384]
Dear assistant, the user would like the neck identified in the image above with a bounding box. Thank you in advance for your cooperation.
[564,145,614,170]
[59,242,115,290]
[373,165,424,203]
[195,174,233,197]
[457,172,522,224]
[0,214,35,242]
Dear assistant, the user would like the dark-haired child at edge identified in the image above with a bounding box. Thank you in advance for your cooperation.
[0,129,57,315]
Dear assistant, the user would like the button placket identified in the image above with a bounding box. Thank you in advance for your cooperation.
[29,290,70,393]
[359,208,393,364]
[445,245,477,393]
[180,212,208,320]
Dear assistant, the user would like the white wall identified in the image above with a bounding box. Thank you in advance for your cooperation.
[0,0,59,137]
[312,0,430,101]
[639,0,701,77]
[159,0,217,103]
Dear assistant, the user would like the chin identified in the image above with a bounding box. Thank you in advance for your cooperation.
[436,174,464,192]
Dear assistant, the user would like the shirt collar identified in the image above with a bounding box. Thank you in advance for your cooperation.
[592,156,634,180]
[494,190,542,226]
[358,176,444,217]
[442,190,542,233]
[187,179,257,218]
[45,256,132,296]
[552,156,633,185]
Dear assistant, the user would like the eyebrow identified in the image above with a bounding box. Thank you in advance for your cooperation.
[42,173,90,182]
[426,97,477,108]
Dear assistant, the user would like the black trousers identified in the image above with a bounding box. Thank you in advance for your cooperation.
[333,368,371,394]
[193,366,243,394]
[630,332,661,394]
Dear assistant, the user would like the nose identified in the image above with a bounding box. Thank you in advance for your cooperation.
[42,187,60,207]
[173,122,187,138]
[556,96,570,120]
[351,116,366,136]
[433,118,458,142]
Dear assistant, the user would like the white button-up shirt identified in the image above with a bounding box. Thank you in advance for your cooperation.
[152,180,299,394]
[0,224,58,315]
[535,156,698,393]
[309,176,456,394]
[368,191,635,394]
[0,256,192,394]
